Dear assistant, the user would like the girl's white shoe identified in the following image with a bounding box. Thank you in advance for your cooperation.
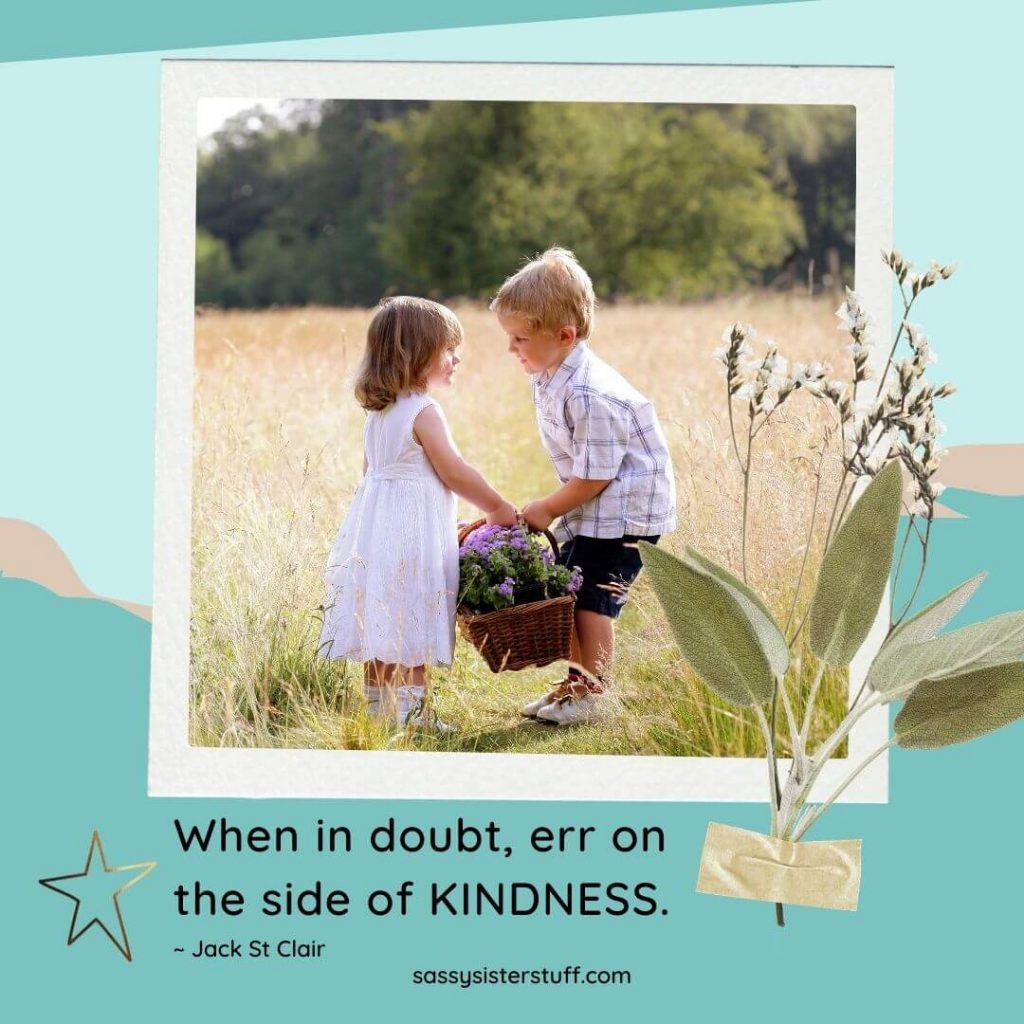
[405,713,456,735]
[365,683,454,733]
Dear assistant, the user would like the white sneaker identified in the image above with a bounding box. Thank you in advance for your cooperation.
[522,680,574,718]
[535,692,606,726]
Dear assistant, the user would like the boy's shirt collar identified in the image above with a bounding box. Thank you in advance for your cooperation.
[536,341,589,393]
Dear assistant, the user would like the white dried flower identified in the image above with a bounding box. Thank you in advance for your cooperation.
[864,449,888,475]
[836,288,869,334]
[906,322,928,352]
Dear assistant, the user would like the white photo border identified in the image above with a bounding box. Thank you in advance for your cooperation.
[151,59,893,801]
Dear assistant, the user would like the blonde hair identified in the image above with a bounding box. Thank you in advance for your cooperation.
[354,296,463,412]
[489,247,596,339]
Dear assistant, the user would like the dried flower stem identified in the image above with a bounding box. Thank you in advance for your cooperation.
[893,516,933,626]
[890,512,917,610]
[784,444,828,636]
[740,417,754,582]
[726,382,743,468]
[823,286,917,545]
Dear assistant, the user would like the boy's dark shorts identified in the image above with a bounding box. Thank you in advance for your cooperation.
[557,533,661,619]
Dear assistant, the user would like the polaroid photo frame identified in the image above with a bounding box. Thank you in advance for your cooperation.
[151,59,893,801]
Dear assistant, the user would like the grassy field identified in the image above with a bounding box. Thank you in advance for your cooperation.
[191,294,849,755]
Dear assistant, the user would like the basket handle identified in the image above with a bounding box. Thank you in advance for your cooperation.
[458,517,560,559]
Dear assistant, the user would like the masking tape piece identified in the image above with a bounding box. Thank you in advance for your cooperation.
[696,822,862,912]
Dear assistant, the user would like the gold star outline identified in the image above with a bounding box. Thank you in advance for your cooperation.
[39,831,157,962]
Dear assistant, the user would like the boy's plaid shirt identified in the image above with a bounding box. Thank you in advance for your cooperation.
[532,342,677,544]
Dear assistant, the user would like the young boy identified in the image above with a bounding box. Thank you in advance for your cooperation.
[490,248,677,726]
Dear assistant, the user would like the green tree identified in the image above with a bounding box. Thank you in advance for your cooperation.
[194,99,853,308]
[195,228,235,305]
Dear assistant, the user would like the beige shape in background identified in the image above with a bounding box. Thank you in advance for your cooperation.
[935,444,1024,496]
[898,443,1024,518]
[0,518,150,621]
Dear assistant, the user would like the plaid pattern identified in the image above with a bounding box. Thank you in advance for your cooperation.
[532,342,677,543]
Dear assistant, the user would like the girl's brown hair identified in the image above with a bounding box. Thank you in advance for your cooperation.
[353,296,463,411]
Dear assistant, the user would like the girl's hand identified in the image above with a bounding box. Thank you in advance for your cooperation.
[485,499,519,527]
[520,499,555,531]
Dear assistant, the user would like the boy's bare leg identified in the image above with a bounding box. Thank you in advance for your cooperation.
[534,610,615,723]
[570,609,614,688]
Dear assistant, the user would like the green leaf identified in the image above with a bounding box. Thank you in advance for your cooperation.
[684,546,789,680]
[886,572,986,650]
[869,611,1024,700]
[808,460,903,665]
[639,542,775,707]
[894,662,1024,749]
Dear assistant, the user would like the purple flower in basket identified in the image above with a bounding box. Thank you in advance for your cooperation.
[459,523,505,558]
[458,523,579,613]
[566,568,583,594]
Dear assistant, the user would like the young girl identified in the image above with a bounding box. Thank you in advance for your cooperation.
[319,296,517,730]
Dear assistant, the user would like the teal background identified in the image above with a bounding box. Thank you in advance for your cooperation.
[0,1,793,62]
[3,3,1023,1020]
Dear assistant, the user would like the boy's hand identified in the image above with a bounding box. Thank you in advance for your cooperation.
[520,499,555,531]
[485,500,519,527]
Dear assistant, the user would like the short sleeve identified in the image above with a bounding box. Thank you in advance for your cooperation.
[566,390,630,480]
[411,395,460,455]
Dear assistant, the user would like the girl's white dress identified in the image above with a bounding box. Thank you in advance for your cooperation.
[319,392,459,667]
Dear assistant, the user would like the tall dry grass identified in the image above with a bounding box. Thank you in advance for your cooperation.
[191,295,848,755]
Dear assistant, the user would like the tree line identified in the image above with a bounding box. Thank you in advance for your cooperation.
[196,99,854,308]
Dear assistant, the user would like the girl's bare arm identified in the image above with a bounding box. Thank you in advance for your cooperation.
[413,405,517,525]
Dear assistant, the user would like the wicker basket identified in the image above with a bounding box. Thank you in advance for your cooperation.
[456,519,576,673]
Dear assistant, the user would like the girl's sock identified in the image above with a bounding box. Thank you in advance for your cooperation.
[363,683,385,717]
[394,684,426,725]
[363,682,430,726]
